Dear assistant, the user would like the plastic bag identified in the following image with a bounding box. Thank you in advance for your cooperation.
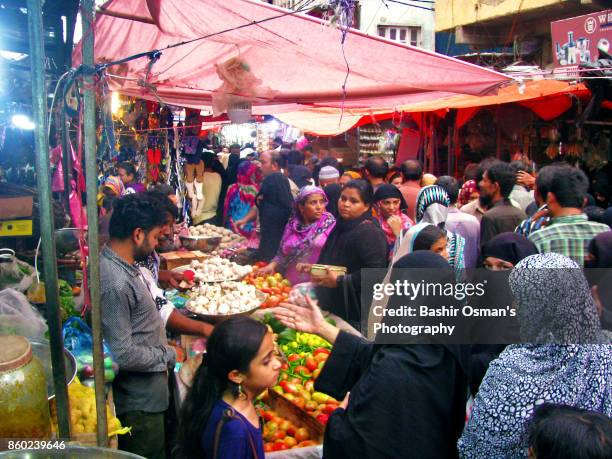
[0,248,36,292]
[0,288,48,340]
[62,317,118,382]
[288,282,318,308]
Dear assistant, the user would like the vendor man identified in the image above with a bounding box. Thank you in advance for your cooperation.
[100,193,176,459]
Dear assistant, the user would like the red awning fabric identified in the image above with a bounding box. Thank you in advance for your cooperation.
[275,80,590,135]
[73,0,510,113]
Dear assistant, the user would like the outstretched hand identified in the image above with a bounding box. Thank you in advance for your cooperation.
[275,295,325,335]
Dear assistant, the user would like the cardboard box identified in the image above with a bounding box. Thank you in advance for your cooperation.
[0,184,34,220]
[160,250,209,271]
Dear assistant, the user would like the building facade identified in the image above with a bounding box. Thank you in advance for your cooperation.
[270,0,435,51]
[434,0,608,66]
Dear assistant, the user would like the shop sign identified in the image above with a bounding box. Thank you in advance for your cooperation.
[551,9,612,68]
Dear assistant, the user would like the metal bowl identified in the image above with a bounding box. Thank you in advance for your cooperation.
[29,338,77,400]
[0,446,144,458]
[179,235,222,252]
[185,290,267,324]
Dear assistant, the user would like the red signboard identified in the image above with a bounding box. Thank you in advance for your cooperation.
[551,9,612,68]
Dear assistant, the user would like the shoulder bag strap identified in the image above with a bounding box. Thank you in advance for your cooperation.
[213,408,261,459]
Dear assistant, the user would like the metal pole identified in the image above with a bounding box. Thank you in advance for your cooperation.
[26,0,71,440]
[61,109,72,212]
[81,0,108,446]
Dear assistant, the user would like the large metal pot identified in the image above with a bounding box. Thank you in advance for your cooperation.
[0,446,144,458]
[29,339,77,400]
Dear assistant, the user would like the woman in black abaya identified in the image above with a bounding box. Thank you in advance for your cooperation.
[276,251,470,459]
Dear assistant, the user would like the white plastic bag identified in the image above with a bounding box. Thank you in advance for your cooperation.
[0,288,48,340]
[0,249,36,292]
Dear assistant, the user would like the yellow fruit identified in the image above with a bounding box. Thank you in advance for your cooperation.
[107,417,122,433]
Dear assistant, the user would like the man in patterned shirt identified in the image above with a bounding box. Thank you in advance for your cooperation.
[100,193,176,459]
[528,165,609,266]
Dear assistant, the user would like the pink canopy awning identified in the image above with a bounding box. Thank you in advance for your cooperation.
[74,0,511,112]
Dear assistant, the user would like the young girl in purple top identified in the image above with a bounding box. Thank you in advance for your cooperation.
[176,317,282,459]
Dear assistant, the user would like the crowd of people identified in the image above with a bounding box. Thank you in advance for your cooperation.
[94,141,612,458]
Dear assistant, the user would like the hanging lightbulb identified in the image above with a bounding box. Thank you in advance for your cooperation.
[11,114,35,130]
[111,91,121,115]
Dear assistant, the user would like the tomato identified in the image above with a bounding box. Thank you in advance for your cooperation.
[280,362,289,371]
[295,428,310,442]
[287,354,301,363]
[279,381,298,394]
[294,365,311,377]
[255,261,267,268]
[297,440,318,448]
[289,377,302,385]
[262,410,274,421]
[304,357,318,372]
[273,430,286,440]
[264,443,274,453]
[286,425,297,437]
[292,397,306,409]
[278,420,291,432]
[280,373,289,381]
[314,353,329,363]
[265,421,279,432]
[316,413,330,425]
[312,369,321,380]
[304,380,314,393]
[305,400,318,411]
[268,295,280,306]
[261,288,272,294]
[273,441,288,451]
[323,403,338,414]
[298,390,312,401]
[270,287,281,295]
[284,393,296,401]
[284,436,297,448]
[313,347,331,356]
[282,286,292,294]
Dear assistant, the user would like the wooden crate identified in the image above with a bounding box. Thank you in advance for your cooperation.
[266,390,324,443]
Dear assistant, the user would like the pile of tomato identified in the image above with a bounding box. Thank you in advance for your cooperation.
[243,264,292,309]
[274,332,339,425]
[257,407,318,452]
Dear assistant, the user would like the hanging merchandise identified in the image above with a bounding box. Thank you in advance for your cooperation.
[211,57,275,121]
[49,145,64,193]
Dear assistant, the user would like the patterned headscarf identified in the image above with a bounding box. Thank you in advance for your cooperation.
[273,186,336,271]
[509,253,605,344]
[415,185,465,270]
[415,185,451,225]
[458,252,611,458]
[103,175,125,197]
[458,180,478,207]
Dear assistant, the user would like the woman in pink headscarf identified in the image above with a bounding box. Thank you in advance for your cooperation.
[223,160,262,246]
[260,186,336,284]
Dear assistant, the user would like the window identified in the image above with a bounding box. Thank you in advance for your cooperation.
[377,25,421,47]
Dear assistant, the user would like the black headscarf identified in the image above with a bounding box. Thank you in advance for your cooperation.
[386,251,471,372]
[318,250,471,459]
[374,184,408,211]
[481,232,538,266]
[256,172,293,261]
[289,165,313,189]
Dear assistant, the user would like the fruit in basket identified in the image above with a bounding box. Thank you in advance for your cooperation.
[50,378,129,437]
[258,406,318,450]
